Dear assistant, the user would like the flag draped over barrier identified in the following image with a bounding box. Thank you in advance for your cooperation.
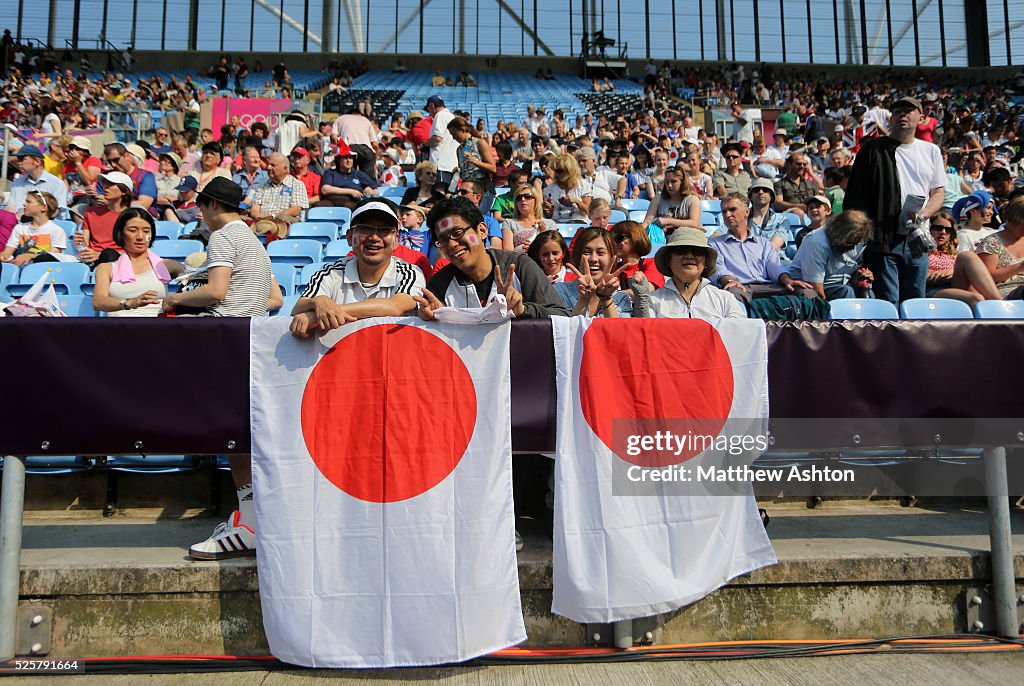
[550,317,777,623]
[250,317,525,668]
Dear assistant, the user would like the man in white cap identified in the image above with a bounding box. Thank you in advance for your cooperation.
[290,196,425,338]
[103,142,157,210]
[3,145,69,215]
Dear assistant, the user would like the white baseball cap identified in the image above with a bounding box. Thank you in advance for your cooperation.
[99,171,135,192]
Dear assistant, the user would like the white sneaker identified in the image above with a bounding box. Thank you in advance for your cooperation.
[189,511,256,560]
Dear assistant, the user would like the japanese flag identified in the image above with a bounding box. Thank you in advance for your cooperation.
[250,317,525,668]
[550,316,777,623]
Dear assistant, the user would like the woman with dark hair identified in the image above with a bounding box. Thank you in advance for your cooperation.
[449,115,496,206]
[554,227,631,317]
[491,140,518,189]
[92,208,183,316]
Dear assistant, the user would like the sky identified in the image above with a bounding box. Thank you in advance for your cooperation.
[5,0,1023,68]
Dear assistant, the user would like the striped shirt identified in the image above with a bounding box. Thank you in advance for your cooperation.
[302,255,425,304]
[204,220,274,316]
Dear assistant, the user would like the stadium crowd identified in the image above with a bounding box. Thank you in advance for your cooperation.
[4,43,1024,556]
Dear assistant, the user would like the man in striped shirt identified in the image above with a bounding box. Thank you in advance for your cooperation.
[290,197,425,336]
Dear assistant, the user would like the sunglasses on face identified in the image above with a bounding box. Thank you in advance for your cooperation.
[725,154,740,160]
[516,195,534,201]
[930,224,954,232]
[613,233,629,243]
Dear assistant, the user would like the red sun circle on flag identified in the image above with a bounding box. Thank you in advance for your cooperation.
[578,319,734,468]
[300,324,476,503]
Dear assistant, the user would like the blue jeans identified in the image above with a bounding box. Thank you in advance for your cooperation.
[864,235,928,305]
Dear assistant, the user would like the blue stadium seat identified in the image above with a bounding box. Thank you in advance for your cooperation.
[0,262,16,294]
[288,222,338,246]
[57,294,97,317]
[151,239,205,261]
[105,455,198,473]
[306,206,351,227]
[701,199,721,214]
[899,298,974,320]
[974,299,1024,319]
[380,187,407,201]
[53,219,77,238]
[609,210,627,224]
[267,239,323,266]
[782,213,805,228]
[154,221,181,241]
[324,239,352,259]
[6,455,93,475]
[828,298,899,320]
[628,209,648,223]
[557,224,581,238]
[7,262,91,297]
[299,262,331,289]
[272,263,296,296]
[619,199,650,212]
[270,294,301,317]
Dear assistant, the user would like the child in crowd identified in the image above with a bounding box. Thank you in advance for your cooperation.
[167,176,200,224]
[527,230,574,284]
[794,195,834,248]
[399,203,429,253]
[0,191,67,266]
[588,198,612,229]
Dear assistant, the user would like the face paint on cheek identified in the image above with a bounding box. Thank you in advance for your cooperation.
[350,234,362,248]
[464,231,480,247]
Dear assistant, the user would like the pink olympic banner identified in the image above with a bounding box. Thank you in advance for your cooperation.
[211,98,294,133]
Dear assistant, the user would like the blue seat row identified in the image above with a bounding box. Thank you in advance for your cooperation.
[829,298,1024,320]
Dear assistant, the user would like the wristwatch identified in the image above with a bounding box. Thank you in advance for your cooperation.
[119,299,128,310]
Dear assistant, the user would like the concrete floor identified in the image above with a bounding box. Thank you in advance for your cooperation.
[4,652,1024,685]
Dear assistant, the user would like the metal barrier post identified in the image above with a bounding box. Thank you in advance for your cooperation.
[983,446,1019,638]
[612,619,633,648]
[0,455,27,661]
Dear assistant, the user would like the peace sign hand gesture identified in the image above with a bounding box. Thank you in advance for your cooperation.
[566,263,596,301]
[494,263,525,317]
[412,287,444,321]
[595,263,628,298]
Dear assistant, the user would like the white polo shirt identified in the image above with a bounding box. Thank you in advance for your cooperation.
[301,255,425,303]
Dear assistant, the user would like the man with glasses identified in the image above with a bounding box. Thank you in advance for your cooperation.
[290,197,425,338]
[845,96,945,304]
[713,143,752,198]
[415,196,568,318]
[151,128,171,156]
[773,153,819,219]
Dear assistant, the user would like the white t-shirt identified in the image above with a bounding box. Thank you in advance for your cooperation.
[894,139,945,209]
[429,107,458,173]
[544,179,593,223]
[957,227,998,253]
[6,221,67,254]
[587,169,623,203]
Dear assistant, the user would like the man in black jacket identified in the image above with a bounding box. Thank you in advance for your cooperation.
[844,96,945,304]
[414,196,569,319]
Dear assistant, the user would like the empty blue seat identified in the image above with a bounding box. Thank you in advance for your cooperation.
[0,262,16,293]
[288,222,338,246]
[105,455,198,473]
[557,224,582,238]
[57,294,97,317]
[974,299,1024,319]
[306,206,351,226]
[151,239,205,261]
[7,262,91,297]
[609,210,627,224]
[53,219,77,238]
[154,221,181,241]
[628,209,648,223]
[701,199,721,214]
[271,294,301,317]
[324,239,352,259]
[619,198,650,212]
[899,298,974,320]
[829,298,899,320]
[267,239,323,266]
[272,263,296,296]
[380,187,407,201]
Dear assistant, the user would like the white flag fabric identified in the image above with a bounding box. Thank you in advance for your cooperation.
[550,316,777,623]
[250,316,525,668]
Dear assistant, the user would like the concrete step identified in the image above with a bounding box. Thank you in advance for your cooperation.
[15,503,1024,657]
